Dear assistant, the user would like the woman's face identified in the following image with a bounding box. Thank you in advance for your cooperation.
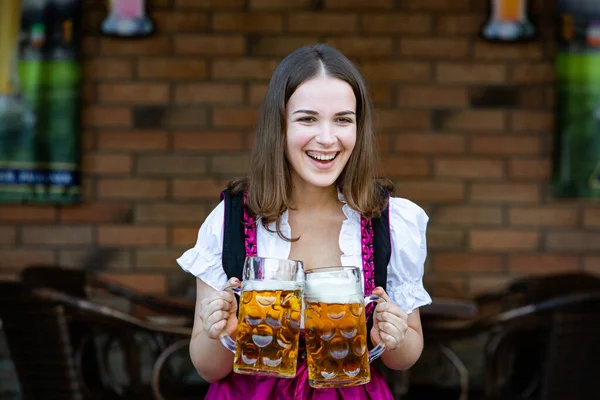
[285,75,357,191]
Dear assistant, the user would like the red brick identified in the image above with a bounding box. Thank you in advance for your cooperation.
[474,42,544,60]
[136,204,207,223]
[402,0,469,10]
[175,83,244,104]
[0,227,16,245]
[99,272,167,294]
[423,275,467,298]
[97,131,169,151]
[510,63,555,83]
[393,181,465,203]
[250,37,319,57]
[60,203,132,223]
[434,206,503,226]
[508,159,551,180]
[137,59,208,79]
[433,253,504,273]
[510,111,554,132]
[584,256,600,275]
[83,106,132,128]
[100,37,171,55]
[0,205,57,222]
[173,132,244,151]
[436,63,506,84]
[150,11,209,31]
[470,230,539,251]
[21,226,93,246]
[471,136,541,155]
[381,156,430,177]
[212,59,278,80]
[213,13,283,32]
[250,0,313,9]
[363,62,431,83]
[210,155,251,175]
[82,154,132,175]
[427,228,465,250]
[97,179,168,200]
[518,89,545,108]
[325,0,394,8]
[376,110,431,130]
[98,83,170,104]
[546,232,600,252]
[174,35,246,55]
[509,207,579,227]
[583,208,600,228]
[399,38,469,60]
[508,254,581,274]
[468,276,513,297]
[82,37,98,57]
[137,155,208,175]
[135,250,187,270]
[213,107,258,128]
[397,86,468,108]
[471,183,540,203]
[435,158,504,179]
[84,59,134,80]
[436,14,481,35]
[98,226,167,247]
[371,86,394,106]
[325,38,394,57]
[0,250,56,269]
[172,179,229,200]
[58,249,131,270]
[249,83,268,104]
[164,107,209,129]
[394,133,465,154]
[171,226,201,246]
[288,13,358,33]
[361,14,432,34]
[176,0,245,8]
[436,110,506,131]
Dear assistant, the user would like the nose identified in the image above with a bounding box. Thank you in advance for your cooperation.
[315,123,336,147]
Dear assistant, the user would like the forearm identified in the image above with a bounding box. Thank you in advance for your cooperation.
[190,329,235,382]
[380,326,423,370]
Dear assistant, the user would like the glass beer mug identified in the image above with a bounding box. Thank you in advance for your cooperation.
[220,257,304,378]
[303,266,386,388]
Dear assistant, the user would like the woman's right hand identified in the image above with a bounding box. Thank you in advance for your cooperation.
[199,277,241,339]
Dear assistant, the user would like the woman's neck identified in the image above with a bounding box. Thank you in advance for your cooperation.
[290,182,339,212]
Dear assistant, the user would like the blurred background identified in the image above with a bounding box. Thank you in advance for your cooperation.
[0,0,599,399]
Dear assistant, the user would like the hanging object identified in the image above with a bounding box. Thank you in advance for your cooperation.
[553,0,600,198]
[100,0,154,38]
[481,0,535,42]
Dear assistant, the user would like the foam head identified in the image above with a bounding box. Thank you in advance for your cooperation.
[304,276,362,304]
[242,279,302,293]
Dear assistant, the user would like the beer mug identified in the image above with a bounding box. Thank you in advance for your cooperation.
[220,257,304,378]
[303,266,386,388]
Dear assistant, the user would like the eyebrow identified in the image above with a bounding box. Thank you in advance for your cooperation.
[292,109,355,116]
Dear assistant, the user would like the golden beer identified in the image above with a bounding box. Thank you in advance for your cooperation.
[303,267,386,388]
[496,0,524,21]
[220,257,304,378]
[233,281,302,378]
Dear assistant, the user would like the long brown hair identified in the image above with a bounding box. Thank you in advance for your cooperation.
[229,44,392,239]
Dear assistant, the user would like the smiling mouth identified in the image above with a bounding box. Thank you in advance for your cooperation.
[306,151,339,162]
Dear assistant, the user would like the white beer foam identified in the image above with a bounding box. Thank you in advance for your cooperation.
[304,277,361,304]
[242,280,301,292]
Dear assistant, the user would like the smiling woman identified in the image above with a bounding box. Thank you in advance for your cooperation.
[177,43,432,400]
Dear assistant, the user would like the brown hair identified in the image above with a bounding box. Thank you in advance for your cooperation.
[229,44,392,239]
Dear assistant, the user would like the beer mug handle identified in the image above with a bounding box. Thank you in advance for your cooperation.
[364,294,387,363]
[218,285,241,354]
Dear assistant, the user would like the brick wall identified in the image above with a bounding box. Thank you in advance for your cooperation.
[0,0,598,297]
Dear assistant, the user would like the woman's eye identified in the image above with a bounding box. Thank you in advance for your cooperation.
[337,118,353,124]
[298,116,316,123]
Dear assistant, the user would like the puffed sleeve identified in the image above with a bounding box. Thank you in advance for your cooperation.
[176,200,228,291]
[386,197,432,313]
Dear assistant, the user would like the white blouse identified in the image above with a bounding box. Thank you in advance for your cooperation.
[177,194,432,314]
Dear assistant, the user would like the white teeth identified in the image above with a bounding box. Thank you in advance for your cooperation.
[307,152,337,161]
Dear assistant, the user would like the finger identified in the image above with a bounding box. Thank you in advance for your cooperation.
[204,309,230,326]
[377,311,408,330]
[222,277,241,291]
[206,319,227,339]
[380,331,400,350]
[372,286,390,302]
[200,298,232,320]
[375,302,408,321]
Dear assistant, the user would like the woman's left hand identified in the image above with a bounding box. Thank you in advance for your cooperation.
[370,287,409,351]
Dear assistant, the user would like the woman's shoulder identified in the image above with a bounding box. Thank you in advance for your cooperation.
[387,196,429,237]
